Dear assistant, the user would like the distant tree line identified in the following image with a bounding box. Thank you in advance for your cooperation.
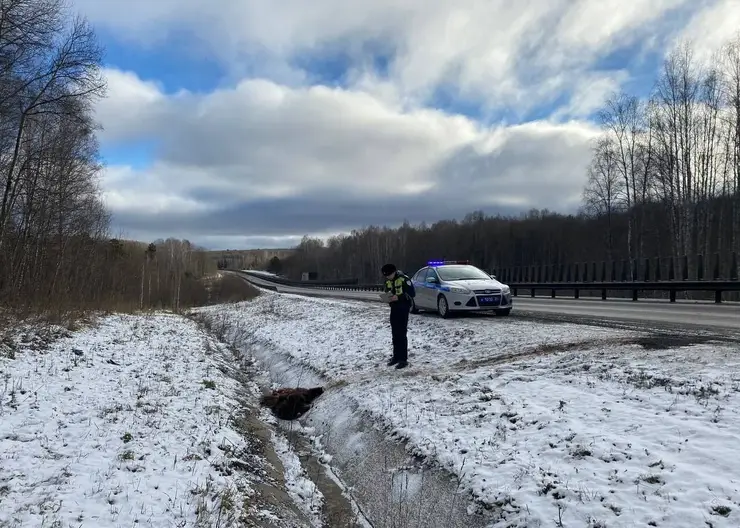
[281,35,740,284]
[0,0,249,319]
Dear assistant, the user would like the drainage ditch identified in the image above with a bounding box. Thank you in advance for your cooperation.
[246,342,498,528]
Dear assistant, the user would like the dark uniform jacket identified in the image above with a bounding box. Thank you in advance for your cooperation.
[384,272,413,306]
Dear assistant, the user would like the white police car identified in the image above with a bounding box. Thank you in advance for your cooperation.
[409,260,513,318]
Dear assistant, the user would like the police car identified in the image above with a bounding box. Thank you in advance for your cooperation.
[409,260,513,318]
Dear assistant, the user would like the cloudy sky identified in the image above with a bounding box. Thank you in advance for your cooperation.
[74,0,740,249]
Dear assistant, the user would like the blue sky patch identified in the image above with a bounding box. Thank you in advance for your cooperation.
[100,139,158,170]
[101,28,226,94]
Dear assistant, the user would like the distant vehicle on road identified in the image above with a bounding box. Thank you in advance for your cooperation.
[410,261,513,318]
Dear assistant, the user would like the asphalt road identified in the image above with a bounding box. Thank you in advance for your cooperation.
[239,273,740,332]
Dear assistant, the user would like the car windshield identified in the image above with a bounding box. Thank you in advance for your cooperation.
[436,265,491,281]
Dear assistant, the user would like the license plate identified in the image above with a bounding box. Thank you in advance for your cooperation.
[479,296,500,304]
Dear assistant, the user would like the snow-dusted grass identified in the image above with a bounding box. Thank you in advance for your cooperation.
[0,313,317,528]
[270,429,324,525]
[202,291,740,528]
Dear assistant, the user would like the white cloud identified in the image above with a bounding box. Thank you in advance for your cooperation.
[95,68,599,245]
[77,0,694,111]
[673,0,740,63]
[74,0,740,247]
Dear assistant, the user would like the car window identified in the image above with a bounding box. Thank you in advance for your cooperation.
[436,265,491,281]
[425,268,439,282]
[412,268,427,281]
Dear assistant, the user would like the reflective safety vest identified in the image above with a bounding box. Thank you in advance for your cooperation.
[385,274,408,297]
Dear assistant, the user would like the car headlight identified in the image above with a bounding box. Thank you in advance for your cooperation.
[448,286,470,294]
[501,285,511,294]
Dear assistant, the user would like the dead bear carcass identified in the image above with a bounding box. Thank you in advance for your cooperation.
[259,387,324,420]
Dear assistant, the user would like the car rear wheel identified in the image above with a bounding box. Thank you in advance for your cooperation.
[495,308,511,316]
[437,295,451,318]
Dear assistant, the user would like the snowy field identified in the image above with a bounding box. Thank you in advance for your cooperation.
[0,313,323,528]
[201,291,740,528]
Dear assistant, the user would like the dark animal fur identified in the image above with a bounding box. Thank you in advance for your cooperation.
[259,387,324,421]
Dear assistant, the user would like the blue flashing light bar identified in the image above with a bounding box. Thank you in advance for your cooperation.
[427,260,470,266]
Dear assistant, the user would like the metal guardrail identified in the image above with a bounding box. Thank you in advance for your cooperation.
[509,280,740,303]
[239,271,740,303]
[495,252,739,284]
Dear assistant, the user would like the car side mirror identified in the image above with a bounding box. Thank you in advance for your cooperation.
[426,277,439,284]
[490,275,497,280]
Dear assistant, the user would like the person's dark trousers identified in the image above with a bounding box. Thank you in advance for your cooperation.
[389,303,409,363]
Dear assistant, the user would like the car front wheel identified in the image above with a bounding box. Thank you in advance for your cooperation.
[437,295,451,318]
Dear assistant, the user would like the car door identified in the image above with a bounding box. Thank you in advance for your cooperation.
[420,267,440,308]
[411,268,429,308]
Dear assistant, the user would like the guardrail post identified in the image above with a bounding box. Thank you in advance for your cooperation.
[715,290,722,303]
[682,255,689,280]
[644,258,650,281]
[551,288,556,298]
[632,288,638,301]
[697,254,704,281]
[670,290,676,302]
[655,257,661,281]
[731,252,738,280]
[668,256,675,280]
[601,288,607,300]
[713,252,720,280]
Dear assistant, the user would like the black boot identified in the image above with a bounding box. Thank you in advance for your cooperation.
[387,357,399,366]
[395,361,408,369]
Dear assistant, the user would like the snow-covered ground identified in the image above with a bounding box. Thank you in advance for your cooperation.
[201,291,740,528]
[0,313,323,528]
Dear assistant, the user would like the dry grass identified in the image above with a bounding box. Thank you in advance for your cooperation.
[204,273,260,306]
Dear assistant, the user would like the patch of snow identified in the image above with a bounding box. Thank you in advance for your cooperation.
[0,313,315,527]
[270,430,324,527]
[201,292,740,527]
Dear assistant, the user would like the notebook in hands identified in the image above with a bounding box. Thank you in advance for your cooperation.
[378,292,394,303]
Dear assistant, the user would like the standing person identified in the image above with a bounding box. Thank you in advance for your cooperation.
[381,263,415,369]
